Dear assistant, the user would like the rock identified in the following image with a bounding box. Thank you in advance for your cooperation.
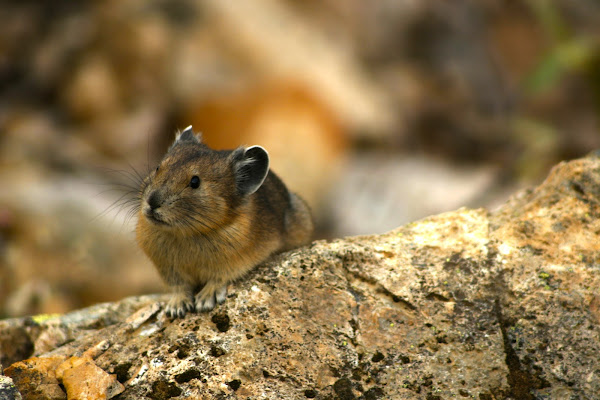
[3,357,64,400]
[56,355,124,400]
[325,152,498,235]
[0,325,33,369]
[2,154,600,399]
[0,374,22,400]
[0,295,162,363]
[200,0,395,136]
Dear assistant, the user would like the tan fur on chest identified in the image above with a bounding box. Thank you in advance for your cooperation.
[136,205,281,285]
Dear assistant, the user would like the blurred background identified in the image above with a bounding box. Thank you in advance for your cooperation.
[1,0,599,318]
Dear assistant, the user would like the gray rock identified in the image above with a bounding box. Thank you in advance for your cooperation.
[0,375,21,400]
[3,155,600,399]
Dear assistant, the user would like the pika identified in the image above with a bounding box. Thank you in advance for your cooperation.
[136,126,314,317]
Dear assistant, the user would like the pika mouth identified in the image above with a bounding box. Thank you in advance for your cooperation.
[144,210,169,226]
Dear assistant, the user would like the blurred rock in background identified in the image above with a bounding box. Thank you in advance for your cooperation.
[1,0,600,317]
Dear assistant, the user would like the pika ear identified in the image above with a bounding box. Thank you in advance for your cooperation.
[174,125,202,144]
[232,146,269,196]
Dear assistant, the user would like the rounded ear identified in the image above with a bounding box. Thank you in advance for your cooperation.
[233,146,270,195]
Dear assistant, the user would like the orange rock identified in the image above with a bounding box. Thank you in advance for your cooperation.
[4,353,124,400]
[4,356,66,400]
[57,356,124,400]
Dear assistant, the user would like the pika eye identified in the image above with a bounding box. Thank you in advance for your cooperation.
[190,175,200,189]
[155,166,159,172]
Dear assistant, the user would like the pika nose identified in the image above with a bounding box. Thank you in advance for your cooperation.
[147,190,161,210]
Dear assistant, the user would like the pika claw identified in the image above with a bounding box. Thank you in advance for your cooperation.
[165,293,194,318]
[195,295,216,313]
[215,286,228,304]
[195,283,228,312]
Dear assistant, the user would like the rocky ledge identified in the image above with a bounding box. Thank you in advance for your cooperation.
[2,155,600,399]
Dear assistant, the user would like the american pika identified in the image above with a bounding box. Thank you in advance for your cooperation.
[136,126,314,317]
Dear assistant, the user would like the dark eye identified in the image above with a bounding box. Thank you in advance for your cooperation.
[190,175,200,189]
[155,166,159,172]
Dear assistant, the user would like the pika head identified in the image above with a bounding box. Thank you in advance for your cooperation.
[139,126,269,235]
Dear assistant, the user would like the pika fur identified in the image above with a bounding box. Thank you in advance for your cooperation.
[136,126,314,317]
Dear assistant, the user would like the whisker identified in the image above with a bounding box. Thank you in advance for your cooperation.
[93,165,147,228]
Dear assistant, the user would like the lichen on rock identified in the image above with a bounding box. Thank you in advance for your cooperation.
[3,155,600,399]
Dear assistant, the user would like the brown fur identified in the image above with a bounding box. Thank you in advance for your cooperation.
[136,127,313,317]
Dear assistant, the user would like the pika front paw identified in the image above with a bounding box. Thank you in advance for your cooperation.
[195,284,228,312]
[165,292,195,318]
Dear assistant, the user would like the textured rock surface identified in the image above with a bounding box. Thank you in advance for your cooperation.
[2,155,600,399]
[0,374,22,400]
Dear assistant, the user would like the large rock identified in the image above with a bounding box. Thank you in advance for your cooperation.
[2,155,600,399]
